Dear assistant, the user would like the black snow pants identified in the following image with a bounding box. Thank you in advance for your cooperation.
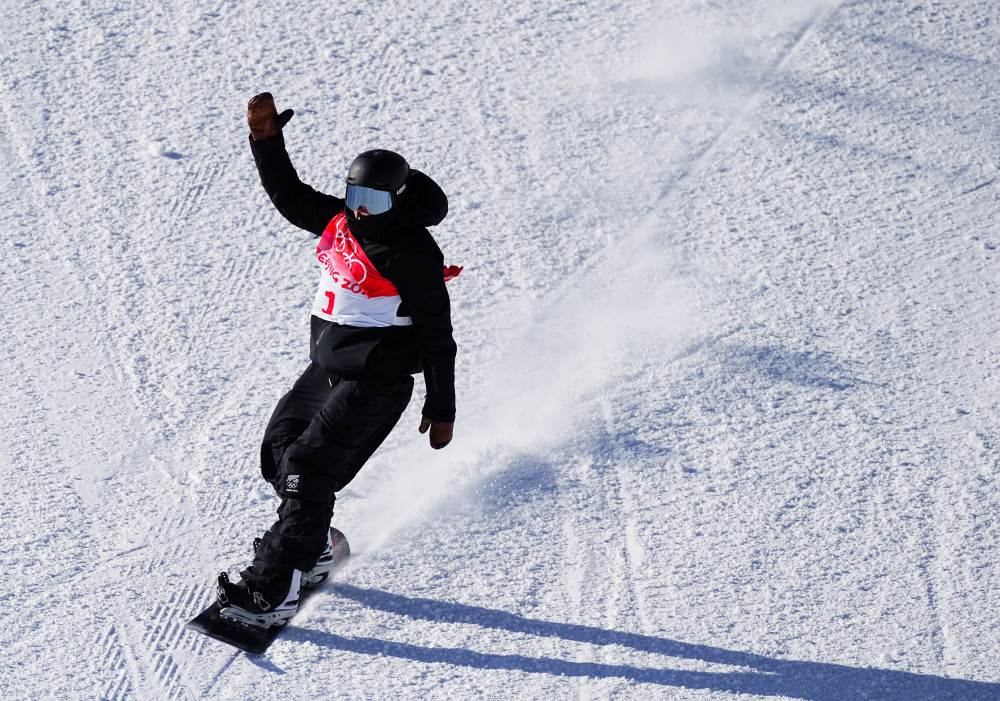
[243,361,413,596]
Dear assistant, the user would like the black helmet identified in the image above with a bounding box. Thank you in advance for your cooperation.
[346,149,410,192]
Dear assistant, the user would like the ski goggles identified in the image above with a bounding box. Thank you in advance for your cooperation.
[346,184,394,215]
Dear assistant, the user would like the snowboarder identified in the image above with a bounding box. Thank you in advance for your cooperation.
[215,92,460,626]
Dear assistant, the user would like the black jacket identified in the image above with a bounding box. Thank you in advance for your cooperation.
[249,132,457,423]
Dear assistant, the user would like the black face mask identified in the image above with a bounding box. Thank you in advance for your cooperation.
[344,204,407,244]
[345,176,418,244]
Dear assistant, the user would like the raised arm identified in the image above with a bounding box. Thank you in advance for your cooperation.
[247,93,344,236]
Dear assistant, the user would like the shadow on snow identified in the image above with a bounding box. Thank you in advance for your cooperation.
[296,585,997,700]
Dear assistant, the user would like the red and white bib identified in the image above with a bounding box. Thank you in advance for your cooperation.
[311,213,461,327]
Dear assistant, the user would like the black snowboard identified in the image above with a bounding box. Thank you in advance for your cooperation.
[186,527,350,655]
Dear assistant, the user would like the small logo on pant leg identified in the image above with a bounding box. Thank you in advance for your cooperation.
[286,475,300,493]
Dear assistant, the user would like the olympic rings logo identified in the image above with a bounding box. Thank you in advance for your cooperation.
[333,224,368,284]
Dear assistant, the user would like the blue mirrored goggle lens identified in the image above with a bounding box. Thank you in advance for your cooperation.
[346,185,393,215]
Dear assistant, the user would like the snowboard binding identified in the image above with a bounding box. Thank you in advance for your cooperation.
[215,571,300,629]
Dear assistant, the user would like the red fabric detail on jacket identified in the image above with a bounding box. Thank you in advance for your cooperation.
[318,213,401,299]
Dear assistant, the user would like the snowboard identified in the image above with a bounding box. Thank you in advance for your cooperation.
[185,527,351,655]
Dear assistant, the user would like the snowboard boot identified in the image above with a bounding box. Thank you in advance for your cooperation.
[216,570,301,628]
[251,528,342,590]
[302,528,337,588]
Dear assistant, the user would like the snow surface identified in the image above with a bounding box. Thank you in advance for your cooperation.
[2,0,999,698]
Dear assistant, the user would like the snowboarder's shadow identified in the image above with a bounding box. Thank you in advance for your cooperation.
[720,344,875,392]
[305,585,996,700]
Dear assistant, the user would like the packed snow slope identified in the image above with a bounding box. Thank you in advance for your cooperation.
[2,0,999,698]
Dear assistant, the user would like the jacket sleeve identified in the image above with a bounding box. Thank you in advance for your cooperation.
[248,132,344,236]
[388,249,457,423]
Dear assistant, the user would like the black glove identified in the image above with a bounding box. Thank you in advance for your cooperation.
[247,92,294,140]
